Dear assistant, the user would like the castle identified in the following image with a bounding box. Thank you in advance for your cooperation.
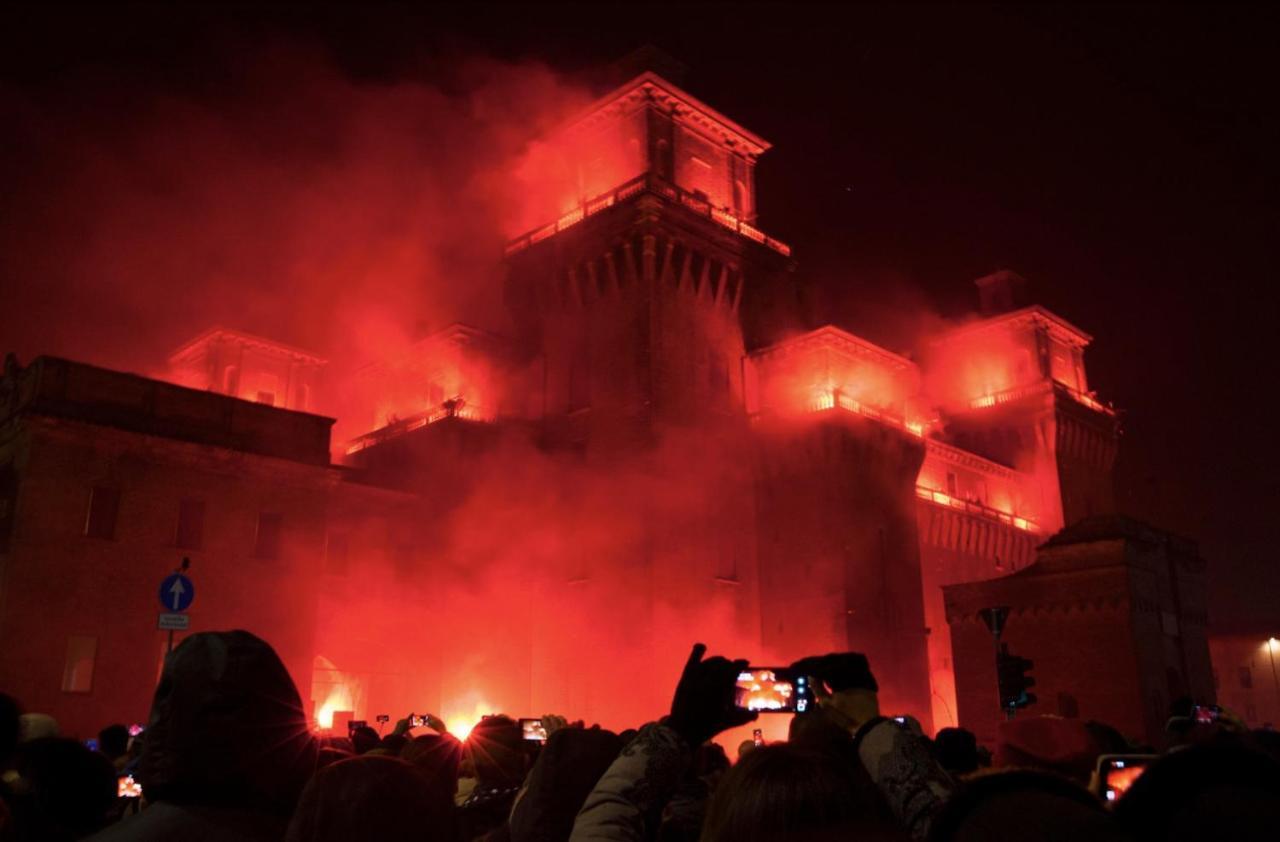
[2,70,1164,741]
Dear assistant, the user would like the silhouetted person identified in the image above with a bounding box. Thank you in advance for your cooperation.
[700,743,906,842]
[928,769,1127,842]
[88,630,317,842]
[373,734,408,756]
[284,754,456,842]
[508,727,622,842]
[459,716,526,841]
[8,737,117,840]
[349,726,379,756]
[97,725,130,772]
[1113,741,1280,842]
[402,733,464,798]
[933,728,979,777]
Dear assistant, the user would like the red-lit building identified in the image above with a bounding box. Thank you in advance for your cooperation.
[3,68,1169,740]
[944,516,1213,748]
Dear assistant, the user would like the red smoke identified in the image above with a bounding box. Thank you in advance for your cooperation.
[0,45,591,378]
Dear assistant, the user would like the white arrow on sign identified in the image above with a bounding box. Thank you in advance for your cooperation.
[169,578,186,611]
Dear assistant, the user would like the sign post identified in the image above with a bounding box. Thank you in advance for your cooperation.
[158,558,195,655]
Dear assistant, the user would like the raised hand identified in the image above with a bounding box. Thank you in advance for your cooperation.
[667,643,757,747]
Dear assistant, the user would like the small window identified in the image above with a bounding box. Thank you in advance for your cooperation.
[1239,666,1253,689]
[175,498,205,550]
[222,365,239,393]
[254,512,283,560]
[62,635,97,693]
[325,533,349,576]
[84,486,120,539]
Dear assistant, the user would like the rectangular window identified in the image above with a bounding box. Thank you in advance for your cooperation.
[254,512,283,560]
[175,498,205,550]
[62,635,97,693]
[325,533,349,576]
[84,486,120,539]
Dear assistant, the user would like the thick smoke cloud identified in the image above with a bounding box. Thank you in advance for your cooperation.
[0,44,591,375]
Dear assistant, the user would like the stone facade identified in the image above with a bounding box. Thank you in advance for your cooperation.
[944,515,1213,747]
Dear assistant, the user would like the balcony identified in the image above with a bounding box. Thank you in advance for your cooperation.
[966,379,1114,416]
[504,173,791,258]
[915,485,1038,533]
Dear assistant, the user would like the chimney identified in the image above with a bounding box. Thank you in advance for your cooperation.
[974,270,1029,316]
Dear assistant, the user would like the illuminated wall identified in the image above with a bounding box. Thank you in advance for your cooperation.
[507,73,767,240]
[168,328,326,412]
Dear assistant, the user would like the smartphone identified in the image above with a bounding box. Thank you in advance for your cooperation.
[347,719,367,732]
[410,715,429,728]
[128,723,144,737]
[752,728,764,747]
[519,718,547,742]
[734,667,813,713]
[1097,755,1156,803]
[118,775,142,798]
[1191,704,1221,725]
[375,714,390,724]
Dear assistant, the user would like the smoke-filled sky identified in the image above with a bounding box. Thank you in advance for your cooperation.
[2,4,1277,627]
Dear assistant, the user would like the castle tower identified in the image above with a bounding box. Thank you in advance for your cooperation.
[503,72,798,446]
[923,276,1120,532]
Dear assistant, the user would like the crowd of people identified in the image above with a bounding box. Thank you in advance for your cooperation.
[2,630,1278,841]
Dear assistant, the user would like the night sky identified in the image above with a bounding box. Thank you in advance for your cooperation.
[3,4,1276,628]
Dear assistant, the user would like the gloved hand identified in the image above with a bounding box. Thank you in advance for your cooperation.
[666,643,757,747]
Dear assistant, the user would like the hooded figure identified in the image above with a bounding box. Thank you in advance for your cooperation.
[285,754,456,842]
[89,630,318,842]
[508,728,623,842]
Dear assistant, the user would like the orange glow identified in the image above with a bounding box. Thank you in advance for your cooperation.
[915,485,1038,532]
[749,327,920,431]
[443,696,496,742]
[311,655,363,731]
[448,718,475,741]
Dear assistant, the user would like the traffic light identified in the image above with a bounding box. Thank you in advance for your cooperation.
[996,645,1037,711]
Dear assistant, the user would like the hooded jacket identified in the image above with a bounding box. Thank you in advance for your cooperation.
[89,630,318,842]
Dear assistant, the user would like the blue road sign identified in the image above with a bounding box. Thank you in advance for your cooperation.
[159,573,194,613]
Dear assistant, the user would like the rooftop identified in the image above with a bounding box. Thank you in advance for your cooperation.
[170,326,328,366]
[569,72,771,158]
[1,355,334,467]
[931,305,1094,349]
